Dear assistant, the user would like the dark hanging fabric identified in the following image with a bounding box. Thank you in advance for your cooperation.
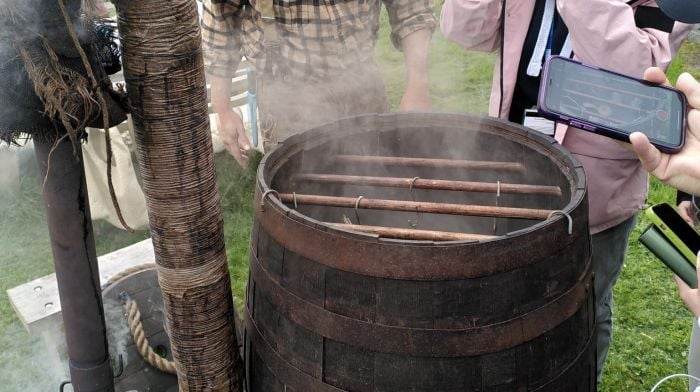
[509,0,569,123]
[0,0,127,145]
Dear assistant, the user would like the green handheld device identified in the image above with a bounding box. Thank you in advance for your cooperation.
[639,224,697,288]
[645,203,700,264]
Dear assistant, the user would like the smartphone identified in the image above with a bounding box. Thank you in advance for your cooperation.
[538,56,687,153]
[645,203,700,263]
[639,225,697,288]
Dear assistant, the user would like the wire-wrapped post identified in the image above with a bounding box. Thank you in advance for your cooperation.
[113,0,244,390]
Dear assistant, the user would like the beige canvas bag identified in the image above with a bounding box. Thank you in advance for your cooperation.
[83,127,149,230]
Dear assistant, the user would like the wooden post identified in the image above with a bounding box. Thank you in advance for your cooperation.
[114,0,244,390]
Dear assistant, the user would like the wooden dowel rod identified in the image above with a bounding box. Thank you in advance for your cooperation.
[279,193,553,220]
[328,223,498,241]
[335,155,525,172]
[293,173,562,197]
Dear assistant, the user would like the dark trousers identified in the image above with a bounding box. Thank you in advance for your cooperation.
[592,214,638,382]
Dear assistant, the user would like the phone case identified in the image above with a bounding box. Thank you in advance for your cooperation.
[537,56,687,154]
[645,204,698,263]
[639,225,698,288]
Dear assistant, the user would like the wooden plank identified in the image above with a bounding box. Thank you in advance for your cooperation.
[7,238,156,334]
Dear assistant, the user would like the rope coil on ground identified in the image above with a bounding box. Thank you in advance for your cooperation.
[105,263,177,375]
[124,297,177,375]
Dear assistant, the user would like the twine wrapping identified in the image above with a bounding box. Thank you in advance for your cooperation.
[113,0,244,390]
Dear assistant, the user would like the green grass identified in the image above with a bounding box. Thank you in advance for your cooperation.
[1,8,699,391]
[216,151,262,311]
[604,178,690,392]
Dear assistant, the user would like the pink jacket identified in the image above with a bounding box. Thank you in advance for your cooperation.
[441,0,693,233]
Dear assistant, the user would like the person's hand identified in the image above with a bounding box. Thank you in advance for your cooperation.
[217,108,251,168]
[629,68,700,196]
[399,81,431,112]
[675,252,700,317]
[679,200,698,226]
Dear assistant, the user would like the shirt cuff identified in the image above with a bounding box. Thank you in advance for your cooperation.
[678,191,693,205]
[390,17,437,50]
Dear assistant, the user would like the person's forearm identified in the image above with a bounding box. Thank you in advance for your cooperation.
[401,29,431,88]
[210,74,233,114]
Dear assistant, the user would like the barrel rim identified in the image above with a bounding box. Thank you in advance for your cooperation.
[258,112,585,243]
[253,113,589,279]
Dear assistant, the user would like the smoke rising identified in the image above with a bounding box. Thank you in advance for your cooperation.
[0,316,70,391]
[104,297,130,372]
[0,147,64,391]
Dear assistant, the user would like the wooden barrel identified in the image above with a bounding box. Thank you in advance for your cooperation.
[245,113,594,391]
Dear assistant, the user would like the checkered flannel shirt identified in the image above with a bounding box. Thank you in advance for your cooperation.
[201,0,436,81]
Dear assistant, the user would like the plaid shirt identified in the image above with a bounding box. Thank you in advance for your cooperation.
[201,0,436,81]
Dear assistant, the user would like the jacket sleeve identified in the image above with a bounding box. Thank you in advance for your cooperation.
[439,0,503,52]
[383,0,438,50]
[557,0,694,77]
[678,191,693,205]
[201,0,246,78]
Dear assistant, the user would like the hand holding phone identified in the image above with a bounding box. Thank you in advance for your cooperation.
[538,56,687,153]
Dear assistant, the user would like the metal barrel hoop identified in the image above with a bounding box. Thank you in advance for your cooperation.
[547,210,573,235]
[408,177,421,228]
[493,180,501,233]
[260,189,281,212]
[354,196,364,225]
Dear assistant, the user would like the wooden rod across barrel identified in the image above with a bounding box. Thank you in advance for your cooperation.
[279,193,553,220]
[334,155,525,172]
[293,173,562,197]
[328,223,498,241]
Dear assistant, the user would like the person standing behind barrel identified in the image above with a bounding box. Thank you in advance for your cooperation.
[201,0,437,167]
[440,0,694,383]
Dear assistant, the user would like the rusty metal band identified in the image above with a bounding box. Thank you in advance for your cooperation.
[254,184,588,280]
[248,249,593,357]
[245,310,345,392]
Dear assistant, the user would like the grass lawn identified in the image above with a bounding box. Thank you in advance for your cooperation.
[1,5,699,391]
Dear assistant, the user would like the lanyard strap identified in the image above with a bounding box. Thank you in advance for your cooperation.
[526,0,572,77]
[526,0,556,76]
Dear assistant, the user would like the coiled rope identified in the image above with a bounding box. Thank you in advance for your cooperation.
[105,264,176,375]
[124,296,177,374]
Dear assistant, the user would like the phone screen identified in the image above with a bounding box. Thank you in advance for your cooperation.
[652,203,700,255]
[541,57,685,149]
